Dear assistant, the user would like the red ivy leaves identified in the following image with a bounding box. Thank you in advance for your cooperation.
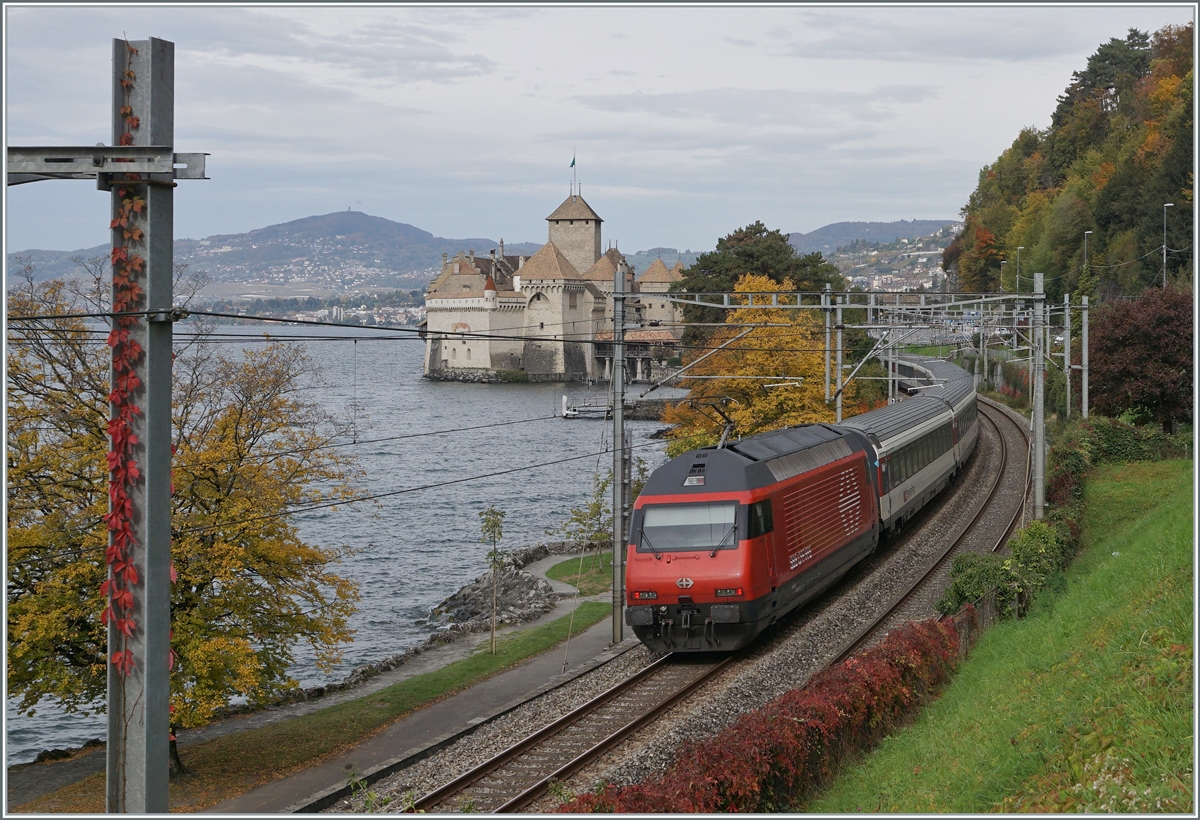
[103,40,179,685]
[103,54,150,678]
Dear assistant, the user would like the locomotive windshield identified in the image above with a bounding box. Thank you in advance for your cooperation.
[637,502,738,553]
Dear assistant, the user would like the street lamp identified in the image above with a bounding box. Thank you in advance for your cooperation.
[1000,260,1007,292]
[1083,230,1092,288]
[1016,246,1024,292]
[1163,203,1174,289]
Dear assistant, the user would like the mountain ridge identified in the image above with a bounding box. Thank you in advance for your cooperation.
[10,212,960,291]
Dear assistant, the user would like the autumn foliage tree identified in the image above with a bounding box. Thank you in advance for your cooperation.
[1087,285,1193,431]
[946,24,1193,299]
[662,274,864,456]
[7,265,361,727]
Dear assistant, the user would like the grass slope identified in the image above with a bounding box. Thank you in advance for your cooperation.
[808,460,1193,813]
[17,602,612,814]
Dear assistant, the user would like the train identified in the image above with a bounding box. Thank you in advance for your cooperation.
[624,356,978,653]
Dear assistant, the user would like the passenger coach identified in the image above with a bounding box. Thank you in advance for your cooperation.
[625,355,978,653]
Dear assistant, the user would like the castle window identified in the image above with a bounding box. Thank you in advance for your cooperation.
[451,348,457,360]
[467,348,472,361]
[569,292,578,310]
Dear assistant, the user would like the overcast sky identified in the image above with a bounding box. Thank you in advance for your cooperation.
[4,4,1194,255]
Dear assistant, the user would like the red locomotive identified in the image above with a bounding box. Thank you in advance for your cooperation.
[624,357,977,652]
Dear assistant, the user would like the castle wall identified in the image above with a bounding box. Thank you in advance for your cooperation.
[548,218,601,276]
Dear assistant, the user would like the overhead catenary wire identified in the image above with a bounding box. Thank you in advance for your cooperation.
[6,414,563,489]
[9,433,706,566]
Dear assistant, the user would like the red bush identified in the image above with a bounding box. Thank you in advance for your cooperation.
[558,618,962,813]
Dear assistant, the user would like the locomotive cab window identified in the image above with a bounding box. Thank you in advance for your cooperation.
[748,499,773,539]
[637,502,738,553]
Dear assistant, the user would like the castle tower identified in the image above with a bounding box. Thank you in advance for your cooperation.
[546,191,602,276]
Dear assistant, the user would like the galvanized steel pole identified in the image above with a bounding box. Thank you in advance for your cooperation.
[106,37,173,814]
[1063,294,1071,419]
[1081,296,1089,419]
[823,283,831,402]
[1033,273,1045,520]
[835,296,844,423]
[611,263,625,644]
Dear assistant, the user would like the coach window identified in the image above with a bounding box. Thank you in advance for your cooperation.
[749,499,773,538]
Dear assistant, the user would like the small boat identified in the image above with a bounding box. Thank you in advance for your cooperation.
[562,395,611,419]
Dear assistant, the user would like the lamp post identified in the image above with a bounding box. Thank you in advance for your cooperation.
[1083,230,1092,289]
[1000,260,1007,292]
[1016,246,1024,292]
[1163,203,1174,289]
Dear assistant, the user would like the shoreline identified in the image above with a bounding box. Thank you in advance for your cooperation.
[6,540,605,788]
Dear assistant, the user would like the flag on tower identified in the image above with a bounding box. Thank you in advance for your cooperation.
[570,154,575,168]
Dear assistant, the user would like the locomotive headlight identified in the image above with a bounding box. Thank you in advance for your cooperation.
[714,588,743,598]
[631,590,658,600]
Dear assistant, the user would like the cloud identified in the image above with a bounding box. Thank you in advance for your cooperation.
[570,84,939,129]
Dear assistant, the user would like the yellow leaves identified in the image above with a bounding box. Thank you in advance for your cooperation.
[664,275,850,454]
[8,275,361,723]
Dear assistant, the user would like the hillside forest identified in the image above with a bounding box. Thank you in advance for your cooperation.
[944,24,1193,299]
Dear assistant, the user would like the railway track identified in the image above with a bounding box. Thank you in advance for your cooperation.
[412,654,730,812]
[833,399,1030,663]
[410,400,1031,814]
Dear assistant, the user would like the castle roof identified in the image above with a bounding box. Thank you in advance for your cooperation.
[582,247,625,282]
[637,258,681,284]
[546,194,602,223]
[516,242,582,281]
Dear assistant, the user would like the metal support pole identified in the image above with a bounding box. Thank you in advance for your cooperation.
[1033,273,1045,520]
[1081,296,1089,419]
[1163,203,1174,289]
[823,284,831,402]
[106,37,173,814]
[835,297,844,423]
[868,291,875,325]
[611,260,625,644]
[1063,294,1071,419]
[887,329,895,403]
[981,303,989,390]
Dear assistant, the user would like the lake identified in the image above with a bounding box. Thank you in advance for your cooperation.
[5,323,678,765]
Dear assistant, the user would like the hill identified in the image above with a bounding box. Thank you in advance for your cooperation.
[788,220,957,254]
[7,211,541,292]
[945,23,1193,298]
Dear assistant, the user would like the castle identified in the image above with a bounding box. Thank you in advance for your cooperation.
[421,190,684,382]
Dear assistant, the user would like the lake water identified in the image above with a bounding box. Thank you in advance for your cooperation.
[5,324,678,765]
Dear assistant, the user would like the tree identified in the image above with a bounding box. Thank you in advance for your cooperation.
[673,222,843,344]
[547,460,650,546]
[7,264,361,728]
[1088,286,1193,431]
[478,505,506,654]
[662,274,864,457]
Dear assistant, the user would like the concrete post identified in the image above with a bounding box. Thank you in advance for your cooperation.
[106,37,173,814]
[611,260,625,644]
[1033,274,1045,520]
[1081,296,1089,419]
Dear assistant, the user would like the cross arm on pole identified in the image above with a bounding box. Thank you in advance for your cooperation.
[7,146,207,185]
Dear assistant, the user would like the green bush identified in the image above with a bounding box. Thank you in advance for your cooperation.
[936,553,1011,617]
[943,414,1190,623]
